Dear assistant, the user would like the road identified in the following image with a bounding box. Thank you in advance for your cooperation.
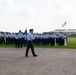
[0,48,76,75]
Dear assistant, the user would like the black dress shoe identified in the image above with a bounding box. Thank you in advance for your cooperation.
[25,55,28,57]
[33,55,38,57]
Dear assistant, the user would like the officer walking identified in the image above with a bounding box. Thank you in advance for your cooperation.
[25,29,38,57]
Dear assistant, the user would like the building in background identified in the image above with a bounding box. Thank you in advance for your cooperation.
[52,29,76,37]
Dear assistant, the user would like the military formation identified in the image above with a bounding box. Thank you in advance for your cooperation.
[33,32,67,46]
[0,30,27,48]
[0,30,67,48]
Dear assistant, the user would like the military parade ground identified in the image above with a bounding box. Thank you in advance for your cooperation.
[0,48,76,75]
[0,30,76,75]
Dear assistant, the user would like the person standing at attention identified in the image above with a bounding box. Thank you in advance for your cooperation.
[25,29,38,57]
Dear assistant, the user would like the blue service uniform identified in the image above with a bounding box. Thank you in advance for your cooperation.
[1,32,5,44]
[18,32,23,48]
[5,33,9,44]
[58,33,64,45]
[0,33,2,44]
[14,33,19,48]
[51,34,56,46]
[23,34,27,47]
[25,32,37,57]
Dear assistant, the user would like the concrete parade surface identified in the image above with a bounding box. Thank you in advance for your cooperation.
[0,48,76,75]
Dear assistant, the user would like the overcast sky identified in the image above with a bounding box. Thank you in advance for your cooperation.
[0,0,76,33]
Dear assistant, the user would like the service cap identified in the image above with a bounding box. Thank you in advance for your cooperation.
[29,29,33,31]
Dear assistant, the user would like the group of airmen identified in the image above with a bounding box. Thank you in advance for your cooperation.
[0,30,67,48]
[33,32,67,46]
[0,30,27,48]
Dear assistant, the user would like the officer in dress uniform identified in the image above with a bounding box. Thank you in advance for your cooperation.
[14,33,19,48]
[18,30,23,48]
[1,32,5,44]
[25,29,38,57]
[51,33,56,46]
[58,32,63,46]
[42,34,46,46]
[0,33,2,44]
[23,33,27,47]
[5,32,9,45]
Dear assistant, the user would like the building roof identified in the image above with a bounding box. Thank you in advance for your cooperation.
[54,29,76,33]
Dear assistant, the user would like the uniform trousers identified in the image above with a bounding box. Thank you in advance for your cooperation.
[25,41,36,56]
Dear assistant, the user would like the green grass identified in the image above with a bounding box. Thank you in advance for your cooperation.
[0,37,76,49]
[0,44,15,48]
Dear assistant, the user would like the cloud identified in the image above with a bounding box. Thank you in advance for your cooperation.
[47,0,76,29]
[0,0,15,12]
[0,0,37,32]
[0,0,76,33]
